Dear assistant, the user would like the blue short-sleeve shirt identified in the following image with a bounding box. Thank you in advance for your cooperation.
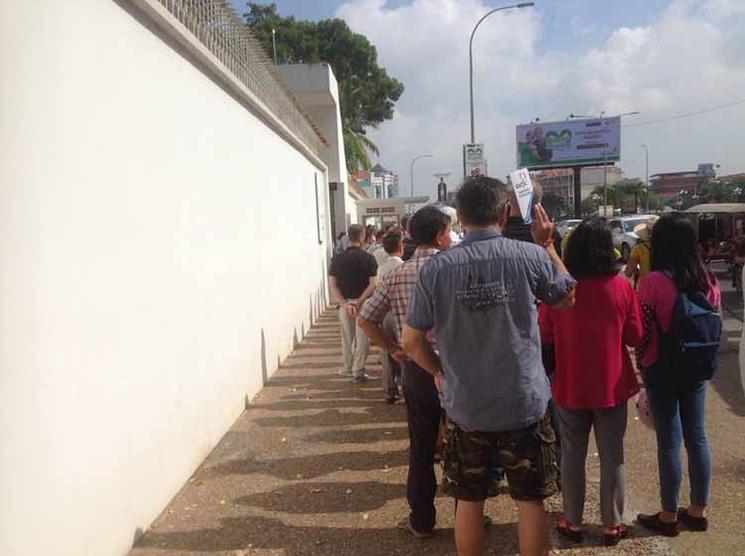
[407,227,576,432]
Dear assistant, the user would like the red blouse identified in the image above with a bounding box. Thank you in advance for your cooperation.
[539,275,643,409]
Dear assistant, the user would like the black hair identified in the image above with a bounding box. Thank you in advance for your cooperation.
[455,176,509,226]
[382,230,403,255]
[400,214,411,233]
[651,213,712,293]
[564,217,619,278]
[365,224,377,243]
[347,224,364,243]
[409,205,450,246]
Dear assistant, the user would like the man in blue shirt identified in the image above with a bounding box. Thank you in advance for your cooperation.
[402,176,575,556]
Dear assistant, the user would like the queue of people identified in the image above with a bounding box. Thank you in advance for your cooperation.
[327,176,720,555]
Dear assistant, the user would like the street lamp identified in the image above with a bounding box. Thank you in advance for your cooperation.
[642,143,649,189]
[410,154,433,197]
[469,2,535,143]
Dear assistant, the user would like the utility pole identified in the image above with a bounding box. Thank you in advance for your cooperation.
[271,29,278,64]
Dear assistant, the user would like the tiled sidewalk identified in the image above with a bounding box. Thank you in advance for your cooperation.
[131,310,673,555]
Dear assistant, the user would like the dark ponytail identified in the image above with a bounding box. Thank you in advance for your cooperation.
[651,213,712,293]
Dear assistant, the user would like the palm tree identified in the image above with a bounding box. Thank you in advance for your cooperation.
[344,125,379,172]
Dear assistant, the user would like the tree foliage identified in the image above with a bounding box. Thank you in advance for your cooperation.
[698,179,740,203]
[243,3,404,172]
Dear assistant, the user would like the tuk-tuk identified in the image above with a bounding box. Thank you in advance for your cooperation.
[686,203,745,290]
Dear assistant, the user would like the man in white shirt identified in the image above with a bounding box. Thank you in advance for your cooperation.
[377,229,405,278]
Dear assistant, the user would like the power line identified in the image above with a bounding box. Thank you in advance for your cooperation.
[623,97,745,128]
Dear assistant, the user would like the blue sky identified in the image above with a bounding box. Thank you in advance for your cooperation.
[229,0,745,196]
[231,1,670,52]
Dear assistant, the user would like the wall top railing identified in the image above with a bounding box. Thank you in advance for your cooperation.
[152,0,327,155]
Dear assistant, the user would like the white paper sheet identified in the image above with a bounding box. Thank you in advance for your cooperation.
[509,168,534,224]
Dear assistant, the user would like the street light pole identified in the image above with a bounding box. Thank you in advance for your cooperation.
[410,154,433,197]
[469,2,535,143]
[271,29,278,64]
[642,143,649,188]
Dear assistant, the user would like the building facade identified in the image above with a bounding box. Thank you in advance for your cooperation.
[534,168,575,208]
[370,163,400,199]
[579,165,623,200]
[650,166,714,200]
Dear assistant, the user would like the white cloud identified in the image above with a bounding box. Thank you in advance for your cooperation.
[335,0,745,196]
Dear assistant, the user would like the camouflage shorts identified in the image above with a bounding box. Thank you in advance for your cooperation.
[441,413,558,502]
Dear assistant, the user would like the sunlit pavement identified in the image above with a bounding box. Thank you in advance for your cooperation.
[131,271,744,555]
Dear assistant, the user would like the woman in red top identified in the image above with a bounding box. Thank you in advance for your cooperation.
[539,217,643,546]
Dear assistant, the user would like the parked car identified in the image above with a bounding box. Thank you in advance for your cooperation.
[609,215,656,260]
[556,219,582,238]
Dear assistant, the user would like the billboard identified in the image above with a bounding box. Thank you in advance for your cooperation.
[463,143,486,178]
[516,117,620,169]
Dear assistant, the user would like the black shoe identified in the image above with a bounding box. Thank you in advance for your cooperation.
[397,518,434,539]
[637,513,680,537]
[677,508,708,531]
[352,372,371,383]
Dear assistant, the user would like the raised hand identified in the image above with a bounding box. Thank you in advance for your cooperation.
[530,203,556,248]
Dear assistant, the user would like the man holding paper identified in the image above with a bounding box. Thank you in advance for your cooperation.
[402,176,576,556]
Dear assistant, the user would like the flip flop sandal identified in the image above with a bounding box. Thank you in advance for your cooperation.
[556,517,584,543]
[603,523,629,546]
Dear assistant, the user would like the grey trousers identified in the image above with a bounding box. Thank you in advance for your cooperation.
[557,404,628,528]
[338,305,369,376]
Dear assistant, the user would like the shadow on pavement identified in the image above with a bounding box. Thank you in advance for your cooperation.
[134,515,519,555]
[236,481,404,513]
[250,398,387,411]
[306,425,409,444]
[199,449,408,481]
[254,407,404,428]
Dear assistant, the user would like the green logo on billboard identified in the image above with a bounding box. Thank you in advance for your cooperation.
[545,130,572,147]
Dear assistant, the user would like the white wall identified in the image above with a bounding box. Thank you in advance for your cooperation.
[0,1,331,555]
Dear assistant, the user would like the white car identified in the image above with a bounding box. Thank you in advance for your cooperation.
[556,219,582,238]
[609,215,656,261]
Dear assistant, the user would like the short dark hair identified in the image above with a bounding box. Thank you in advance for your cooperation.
[564,217,619,278]
[382,230,403,254]
[347,224,364,243]
[365,224,377,242]
[652,213,711,293]
[409,205,450,246]
[456,176,510,226]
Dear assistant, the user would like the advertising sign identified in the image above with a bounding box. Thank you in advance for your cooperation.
[516,117,621,169]
[463,143,487,178]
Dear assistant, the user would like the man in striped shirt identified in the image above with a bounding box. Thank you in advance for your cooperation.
[358,205,452,538]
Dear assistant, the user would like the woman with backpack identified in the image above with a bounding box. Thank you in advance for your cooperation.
[539,218,643,546]
[636,213,721,536]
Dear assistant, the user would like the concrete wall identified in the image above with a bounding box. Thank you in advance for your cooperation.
[279,64,358,234]
[0,1,331,555]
